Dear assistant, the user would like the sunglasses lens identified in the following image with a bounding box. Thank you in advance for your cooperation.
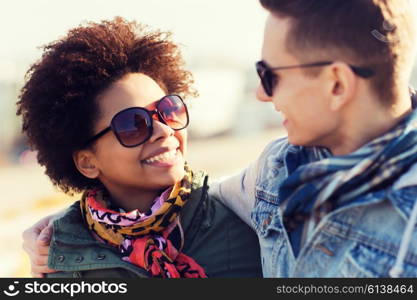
[157,95,188,130]
[256,61,275,97]
[266,72,274,96]
[112,108,151,147]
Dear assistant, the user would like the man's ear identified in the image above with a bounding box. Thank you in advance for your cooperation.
[72,150,100,179]
[326,62,357,111]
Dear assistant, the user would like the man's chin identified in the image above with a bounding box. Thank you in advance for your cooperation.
[288,135,317,147]
[287,135,304,146]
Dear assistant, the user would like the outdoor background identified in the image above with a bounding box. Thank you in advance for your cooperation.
[0,0,416,277]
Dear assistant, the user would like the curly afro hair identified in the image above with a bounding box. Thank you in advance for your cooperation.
[17,17,196,194]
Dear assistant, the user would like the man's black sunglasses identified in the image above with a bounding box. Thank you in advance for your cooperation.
[255,60,375,97]
[84,94,189,148]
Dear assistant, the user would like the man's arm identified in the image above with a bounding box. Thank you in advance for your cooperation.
[210,161,259,228]
[210,138,286,228]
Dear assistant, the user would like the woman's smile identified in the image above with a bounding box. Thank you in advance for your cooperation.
[142,147,182,167]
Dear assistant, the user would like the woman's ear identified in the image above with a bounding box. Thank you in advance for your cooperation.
[72,150,100,179]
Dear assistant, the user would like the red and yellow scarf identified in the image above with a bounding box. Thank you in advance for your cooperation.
[80,167,207,278]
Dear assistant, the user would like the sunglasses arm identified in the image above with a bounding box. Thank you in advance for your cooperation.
[83,127,112,147]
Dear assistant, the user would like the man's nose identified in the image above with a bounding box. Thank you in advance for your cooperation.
[256,84,272,102]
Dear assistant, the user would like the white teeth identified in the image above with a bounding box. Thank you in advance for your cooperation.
[144,149,178,163]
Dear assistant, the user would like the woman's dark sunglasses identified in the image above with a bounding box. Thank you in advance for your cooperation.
[255,60,375,97]
[84,94,189,148]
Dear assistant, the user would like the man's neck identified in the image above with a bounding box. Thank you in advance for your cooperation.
[328,89,412,156]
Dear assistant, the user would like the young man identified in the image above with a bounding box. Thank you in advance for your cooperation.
[212,0,417,277]
[23,0,417,277]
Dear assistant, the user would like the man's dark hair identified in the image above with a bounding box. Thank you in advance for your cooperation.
[260,0,417,102]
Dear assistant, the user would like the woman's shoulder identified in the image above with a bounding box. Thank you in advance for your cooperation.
[48,201,150,278]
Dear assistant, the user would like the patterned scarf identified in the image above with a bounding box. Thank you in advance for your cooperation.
[80,166,207,278]
[280,95,417,252]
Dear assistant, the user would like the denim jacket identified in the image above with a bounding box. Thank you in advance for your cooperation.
[211,138,417,277]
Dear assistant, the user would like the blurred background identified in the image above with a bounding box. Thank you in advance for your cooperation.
[1,0,416,277]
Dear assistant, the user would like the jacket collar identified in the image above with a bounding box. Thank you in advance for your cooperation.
[388,162,417,220]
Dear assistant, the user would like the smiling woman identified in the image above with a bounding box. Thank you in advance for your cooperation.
[17,17,262,278]
[73,74,189,212]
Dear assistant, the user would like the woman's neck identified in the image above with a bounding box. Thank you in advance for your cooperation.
[103,185,166,212]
